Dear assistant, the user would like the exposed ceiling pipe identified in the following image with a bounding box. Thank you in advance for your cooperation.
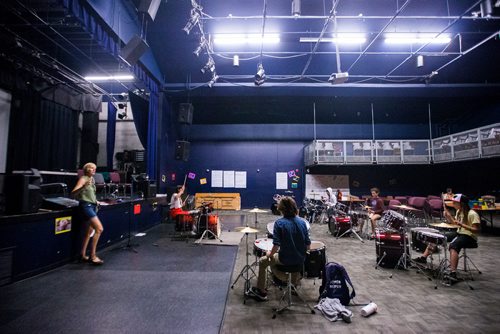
[385,0,484,78]
[347,0,413,72]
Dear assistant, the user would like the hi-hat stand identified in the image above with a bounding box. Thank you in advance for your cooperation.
[337,215,364,243]
[230,228,258,303]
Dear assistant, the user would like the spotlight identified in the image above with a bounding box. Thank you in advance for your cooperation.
[182,9,200,35]
[292,0,301,17]
[233,55,239,67]
[254,63,265,86]
[193,37,207,57]
[201,57,215,74]
[208,73,219,88]
[117,102,127,119]
[417,55,424,68]
[480,0,493,17]
[328,72,349,84]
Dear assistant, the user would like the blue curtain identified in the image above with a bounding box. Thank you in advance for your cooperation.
[106,102,117,169]
[64,0,160,180]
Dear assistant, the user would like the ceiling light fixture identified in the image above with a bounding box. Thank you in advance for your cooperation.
[385,36,451,44]
[328,72,349,84]
[417,55,424,67]
[233,55,240,67]
[292,0,301,17]
[480,0,494,17]
[254,63,266,86]
[299,36,367,44]
[183,9,200,35]
[213,34,280,44]
[84,75,134,82]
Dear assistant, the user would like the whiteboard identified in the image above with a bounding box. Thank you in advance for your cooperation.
[305,174,350,200]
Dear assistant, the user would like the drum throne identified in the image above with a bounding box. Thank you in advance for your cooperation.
[272,263,315,318]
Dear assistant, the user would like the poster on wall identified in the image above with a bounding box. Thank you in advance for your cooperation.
[276,172,288,190]
[235,171,247,188]
[223,170,235,188]
[55,216,72,234]
[211,170,223,187]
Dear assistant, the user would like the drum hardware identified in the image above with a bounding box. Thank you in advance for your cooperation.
[375,229,408,269]
[197,213,222,243]
[246,207,268,239]
[335,214,364,243]
[230,226,259,303]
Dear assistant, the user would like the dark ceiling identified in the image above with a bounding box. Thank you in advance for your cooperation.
[1,1,500,125]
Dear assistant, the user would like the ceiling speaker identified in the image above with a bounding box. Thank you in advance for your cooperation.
[175,141,190,161]
[178,103,194,124]
[119,34,149,66]
[138,0,162,21]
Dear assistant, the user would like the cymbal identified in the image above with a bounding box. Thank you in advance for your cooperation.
[393,204,421,211]
[234,226,259,233]
[430,222,458,229]
[247,208,268,213]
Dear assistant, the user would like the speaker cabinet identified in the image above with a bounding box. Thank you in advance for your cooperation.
[119,35,149,66]
[138,0,161,21]
[175,141,190,161]
[178,103,193,124]
[5,174,42,215]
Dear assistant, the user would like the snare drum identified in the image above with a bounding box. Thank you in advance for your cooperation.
[417,231,446,246]
[411,227,438,251]
[253,238,273,257]
[304,241,327,278]
[328,216,351,237]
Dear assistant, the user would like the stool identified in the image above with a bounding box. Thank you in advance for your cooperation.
[459,246,482,290]
[272,263,315,318]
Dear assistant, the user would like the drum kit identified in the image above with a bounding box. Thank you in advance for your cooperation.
[230,206,327,302]
[173,202,223,242]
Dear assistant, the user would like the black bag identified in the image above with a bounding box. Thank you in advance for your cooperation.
[318,261,356,306]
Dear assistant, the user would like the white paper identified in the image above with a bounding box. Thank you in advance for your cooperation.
[235,171,247,188]
[223,170,235,188]
[276,172,288,190]
[211,170,223,187]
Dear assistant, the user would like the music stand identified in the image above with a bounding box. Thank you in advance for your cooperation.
[230,226,259,304]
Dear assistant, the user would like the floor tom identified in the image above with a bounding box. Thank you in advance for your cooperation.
[304,241,327,278]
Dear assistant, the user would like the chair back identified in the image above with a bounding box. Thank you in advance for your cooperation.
[407,196,426,209]
[93,173,106,185]
[388,199,402,210]
[394,196,408,205]
[109,172,121,183]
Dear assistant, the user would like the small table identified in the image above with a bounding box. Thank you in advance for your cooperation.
[474,206,500,228]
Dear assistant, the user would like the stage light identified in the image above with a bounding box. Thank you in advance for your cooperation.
[292,0,301,17]
[213,34,280,44]
[183,9,200,35]
[299,35,367,44]
[208,73,219,88]
[328,72,349,84]
[233,55,240,67]
[193,36,207,57]
[417,55,424,68]
[117,103,128,119]
[481,0,493,17]
[254,63,265,86]
[200,57,215,74]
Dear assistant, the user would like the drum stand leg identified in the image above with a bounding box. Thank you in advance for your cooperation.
[197,214,223,244]
[337,220,364,243]
[231,233,256,303]
[389,229,410,278]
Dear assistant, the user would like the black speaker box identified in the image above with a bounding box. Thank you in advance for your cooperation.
[119,34,149,66]
[5,174,42,215]
[175,141,190,161]
[134,180,157,198]
[178,103,193,124]
[138,0,161,21]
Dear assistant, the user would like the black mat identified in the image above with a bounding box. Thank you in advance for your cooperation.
[0,224,238,334]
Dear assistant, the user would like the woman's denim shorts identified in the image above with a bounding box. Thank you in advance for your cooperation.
[80,201,97,220]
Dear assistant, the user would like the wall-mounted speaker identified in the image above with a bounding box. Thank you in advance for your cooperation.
[119,34,149,66]
[178,103,193,124]
[138,0,162,21]
[175,140,190,161]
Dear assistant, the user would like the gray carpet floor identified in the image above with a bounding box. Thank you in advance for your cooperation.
[222,211,500,334]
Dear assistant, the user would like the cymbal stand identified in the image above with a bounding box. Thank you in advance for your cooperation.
[389,226,411,277]
[230,232,257,303]
[197,213,223,243]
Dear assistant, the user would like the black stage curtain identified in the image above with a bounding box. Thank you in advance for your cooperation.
[7,89,79,171]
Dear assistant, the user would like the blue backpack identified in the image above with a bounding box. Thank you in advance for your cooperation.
[318,262,356,306]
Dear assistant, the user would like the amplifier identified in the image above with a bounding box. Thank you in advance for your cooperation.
[42,197,79,210]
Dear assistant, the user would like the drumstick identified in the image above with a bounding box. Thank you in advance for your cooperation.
[183,174,187,187]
